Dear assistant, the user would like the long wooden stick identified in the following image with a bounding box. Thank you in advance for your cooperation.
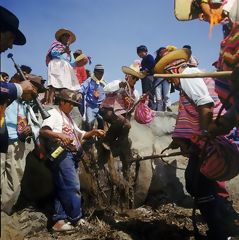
[154,71,232,79]
[131,151,183,163]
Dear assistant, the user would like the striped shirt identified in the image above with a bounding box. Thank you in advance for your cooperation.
[173,74,223,139]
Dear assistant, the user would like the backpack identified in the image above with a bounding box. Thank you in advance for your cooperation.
[200,136,239,181]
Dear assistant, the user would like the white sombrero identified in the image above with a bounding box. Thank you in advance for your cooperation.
[55,28,76,44]
[154,48,191,74]
[122,63,146,79]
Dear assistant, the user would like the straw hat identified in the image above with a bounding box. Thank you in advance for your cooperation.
[122,63,146,79]
[154,48,191,74]
[75,53,87,62]
[55,28,76,44]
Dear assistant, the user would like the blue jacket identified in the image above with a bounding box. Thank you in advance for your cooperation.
[0,81,18,103]
[80,78,105,108]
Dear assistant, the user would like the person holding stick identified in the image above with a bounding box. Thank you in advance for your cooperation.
[0,6,37,153]
[185,0,239,137]
[154,48,237,240]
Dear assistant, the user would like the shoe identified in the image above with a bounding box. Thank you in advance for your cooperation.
[52,220,75,232]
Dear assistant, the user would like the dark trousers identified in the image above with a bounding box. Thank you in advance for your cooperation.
[141,75,155,110]
[185,145,229,240]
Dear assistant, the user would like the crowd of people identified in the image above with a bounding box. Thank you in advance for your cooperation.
[0,0,239,239]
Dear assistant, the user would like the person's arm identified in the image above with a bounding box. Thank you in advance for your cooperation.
[180,77,214,132]
[82,129,105,139]
[40,126,73,146]
[0,82,18,102]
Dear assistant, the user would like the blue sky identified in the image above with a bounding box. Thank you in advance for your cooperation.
[1,0,223,102]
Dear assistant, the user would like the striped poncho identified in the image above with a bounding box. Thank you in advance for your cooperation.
[216,23,239,102]
[173,77,223,140]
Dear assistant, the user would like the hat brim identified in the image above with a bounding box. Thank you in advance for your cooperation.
[122,66,146,79]
[13,29,26,45]
[55,29,76,44]
[55,96,80,106]
[154,49,191,74]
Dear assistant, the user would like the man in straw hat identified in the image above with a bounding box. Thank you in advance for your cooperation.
[154,48,238,239]
[40,89,105,232]
[99,62,144,176]
[1,74,46,215]
[45,28,84,105]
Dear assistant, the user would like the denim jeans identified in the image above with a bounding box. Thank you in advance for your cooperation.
[153,78,171,111]
[85,105,104,131]
[50,151,82,223]
[141,75,155,110]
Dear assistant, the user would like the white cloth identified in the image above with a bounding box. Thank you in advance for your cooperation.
[47,59,81,90]
[41,107,85,140]
[223,0,238,22]
[103,79,140,101]
[180,67,214,107]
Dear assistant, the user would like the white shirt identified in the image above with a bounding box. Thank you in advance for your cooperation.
[103,79,140,101]
[180,67,214,107]
[41,107,85,140]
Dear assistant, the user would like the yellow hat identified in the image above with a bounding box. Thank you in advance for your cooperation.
[154,48,191,74]
[122,62,146,79]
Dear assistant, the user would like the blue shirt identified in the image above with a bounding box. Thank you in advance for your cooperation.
[80,78,105,107]
[141,54,155,74]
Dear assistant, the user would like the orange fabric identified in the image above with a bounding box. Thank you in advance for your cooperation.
[209,9,222,37]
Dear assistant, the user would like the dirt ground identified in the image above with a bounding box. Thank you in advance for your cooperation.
[1,199,239,240]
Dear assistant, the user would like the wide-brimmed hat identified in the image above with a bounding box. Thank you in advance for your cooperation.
[0,6,26,45]
[174,0,202,21]
[55,28,76,44]
[75,53,87,62]
[154,48,191,74]
[27,74,47,93]
[55,89,80,106]
[122,63,146,79]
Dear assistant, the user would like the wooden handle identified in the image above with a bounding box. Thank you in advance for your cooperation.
[154,71,232,78]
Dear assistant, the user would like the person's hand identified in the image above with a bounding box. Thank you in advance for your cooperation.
[21,125,32,136]
[93,129,105,138]
[57,133,73,146]
[19,80,37,96]
[208,117,233,137]
[119,81,127,88]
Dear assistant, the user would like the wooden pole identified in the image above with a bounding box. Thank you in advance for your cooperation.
[154,71,232,79]
[131,151,183,163]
